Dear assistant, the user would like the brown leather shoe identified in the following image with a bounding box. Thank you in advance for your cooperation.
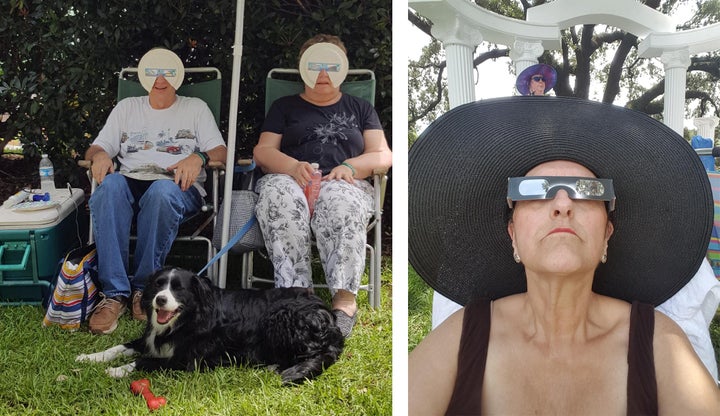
[131,290,146,321]
[89,295,126,335]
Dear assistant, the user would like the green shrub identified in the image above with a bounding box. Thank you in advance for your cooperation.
[0,0,392,225]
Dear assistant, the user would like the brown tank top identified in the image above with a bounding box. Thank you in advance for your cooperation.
[446,298,658,415]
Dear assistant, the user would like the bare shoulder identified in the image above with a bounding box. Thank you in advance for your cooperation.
[408,308,465,416]
[653,310,720,413]
[409,307,464,364]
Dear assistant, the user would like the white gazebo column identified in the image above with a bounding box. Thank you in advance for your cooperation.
[509,39,545,78]
[431,15,483,108]
[660,48,691,135]
[694,116,719,140]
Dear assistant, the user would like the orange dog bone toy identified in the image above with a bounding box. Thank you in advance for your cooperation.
[130,379,167,411]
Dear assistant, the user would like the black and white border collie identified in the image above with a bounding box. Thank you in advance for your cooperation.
[76,267,345,384]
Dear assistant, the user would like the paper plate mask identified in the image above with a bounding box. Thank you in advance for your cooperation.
[299,43,349,89]
[138,48,185,92]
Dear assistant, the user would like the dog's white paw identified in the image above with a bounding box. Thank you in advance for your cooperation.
[76,345,134,363]
[76,352,105,363]
[105,362,136,378]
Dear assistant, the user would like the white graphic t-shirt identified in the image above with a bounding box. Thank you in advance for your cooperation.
[92,95,225,195]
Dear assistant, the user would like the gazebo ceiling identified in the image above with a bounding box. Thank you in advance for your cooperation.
[410,0,560,49]
[527,0,675,38]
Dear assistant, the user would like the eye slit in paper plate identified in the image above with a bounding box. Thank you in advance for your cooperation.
[299,43,349,89]
[144,68,178,78]
[307,62,341,72]
[137,48,185,92]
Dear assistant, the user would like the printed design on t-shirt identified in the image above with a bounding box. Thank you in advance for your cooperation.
[310,112,358,146]
[120,128,196,156]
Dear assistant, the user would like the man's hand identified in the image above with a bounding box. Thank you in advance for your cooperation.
[167,153,204,191]
[90,152,115,184]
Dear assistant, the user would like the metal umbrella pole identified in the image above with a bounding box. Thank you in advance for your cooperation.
[218,0,246,288]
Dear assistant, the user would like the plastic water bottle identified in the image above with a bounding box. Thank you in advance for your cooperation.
[39,153,55,192]
[304,163,322,216]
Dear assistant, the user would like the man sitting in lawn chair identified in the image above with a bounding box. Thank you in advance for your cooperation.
[84,48,227,335]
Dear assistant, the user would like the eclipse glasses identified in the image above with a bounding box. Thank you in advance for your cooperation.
[144,68,178,78]
[507,176,615,211]
[307,62,342,72]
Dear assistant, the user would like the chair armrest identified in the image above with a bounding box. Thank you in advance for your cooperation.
[237,158,254,168]
[207,160,226,170]
[371,168,388,210]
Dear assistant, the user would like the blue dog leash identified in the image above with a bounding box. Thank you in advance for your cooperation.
[198,215,256,276]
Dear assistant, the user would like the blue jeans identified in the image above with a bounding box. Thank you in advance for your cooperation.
[88,174,202,298]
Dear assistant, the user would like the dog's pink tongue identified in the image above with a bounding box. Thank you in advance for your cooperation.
[156,309,174,324]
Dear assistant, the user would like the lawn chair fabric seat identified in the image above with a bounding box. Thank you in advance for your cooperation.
[263,68,376,114]
[118,68,222,126]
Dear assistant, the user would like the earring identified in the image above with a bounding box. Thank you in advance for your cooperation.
[513,252,521,263]
[601,252,608,264]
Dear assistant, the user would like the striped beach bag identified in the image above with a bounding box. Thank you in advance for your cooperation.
[42,244,99,331]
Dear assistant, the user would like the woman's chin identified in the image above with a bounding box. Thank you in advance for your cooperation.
[528,256,591,276]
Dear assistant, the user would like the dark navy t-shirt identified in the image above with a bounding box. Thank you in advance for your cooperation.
[262,93,383,175]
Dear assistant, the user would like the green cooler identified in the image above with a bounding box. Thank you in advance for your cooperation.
[0,188,88,305]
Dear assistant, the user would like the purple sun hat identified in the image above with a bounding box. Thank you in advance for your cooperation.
[515,63,557,96]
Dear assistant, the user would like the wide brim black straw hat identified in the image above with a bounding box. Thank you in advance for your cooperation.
[409,96,713,306]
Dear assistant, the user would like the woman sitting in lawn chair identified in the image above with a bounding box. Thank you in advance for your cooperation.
[252,34,392,338]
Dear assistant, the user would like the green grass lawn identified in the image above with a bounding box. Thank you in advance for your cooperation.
[0,259,392,415]
[409,266,720,368]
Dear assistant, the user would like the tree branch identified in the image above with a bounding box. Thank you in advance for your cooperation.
[626,81,664,115]
[603,33,638,103]
[409,9,433,38]
[409,65,446,125]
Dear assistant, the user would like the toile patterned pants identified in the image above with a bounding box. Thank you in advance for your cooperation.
[255,174,374,295]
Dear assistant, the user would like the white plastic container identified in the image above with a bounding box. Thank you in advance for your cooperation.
[0,188,87,304]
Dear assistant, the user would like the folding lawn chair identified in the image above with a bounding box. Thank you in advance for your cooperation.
[79,67,226,280]
[236,68,387,308]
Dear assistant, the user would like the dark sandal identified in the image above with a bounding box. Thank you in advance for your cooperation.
[332,309,357,338]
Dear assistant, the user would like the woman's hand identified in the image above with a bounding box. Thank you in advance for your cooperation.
[325,163,355,184]
[290,161,315,188]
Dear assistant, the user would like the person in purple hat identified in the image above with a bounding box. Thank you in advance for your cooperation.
[516,63,557,96]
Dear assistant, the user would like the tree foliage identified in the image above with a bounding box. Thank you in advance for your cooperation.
[409,0,720,139]
[1,0,392,188]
